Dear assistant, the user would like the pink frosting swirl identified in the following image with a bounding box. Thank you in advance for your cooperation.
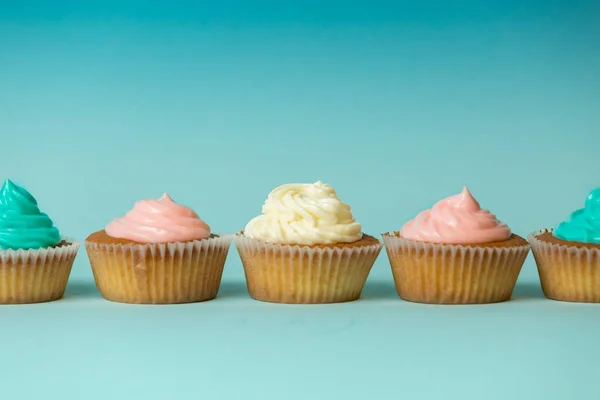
[105,193,211,243]
[400,187,511,244]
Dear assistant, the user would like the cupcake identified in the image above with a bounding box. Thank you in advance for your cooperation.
[383,187,530,304]
[85,193,231,304]
[234,181,382,304]
[0,179,79,304]
[529,188,600,302]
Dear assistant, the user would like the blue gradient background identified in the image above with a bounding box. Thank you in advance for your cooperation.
[1,1,599,399]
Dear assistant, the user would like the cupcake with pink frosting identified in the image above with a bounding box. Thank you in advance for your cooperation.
[382,187,530,304]
[85,194,231,304]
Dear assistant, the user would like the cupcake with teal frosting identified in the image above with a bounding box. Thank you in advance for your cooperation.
[0,179,79,303]
[529,188,600,302]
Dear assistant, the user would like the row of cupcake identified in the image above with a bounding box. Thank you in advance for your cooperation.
[0,179,598,305]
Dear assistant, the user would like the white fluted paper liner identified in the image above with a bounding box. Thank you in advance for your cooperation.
[85,234,232,304]
[234,233,382,304]
[529,229,600,302]
[0,237,80,304]
[382,233,530,304]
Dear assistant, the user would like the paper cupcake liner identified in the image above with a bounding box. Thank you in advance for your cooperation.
[234,234,383,304]
[382,234,530,304]
[0,237,80,304]
[85,235,232,304]
[529,229,600,303]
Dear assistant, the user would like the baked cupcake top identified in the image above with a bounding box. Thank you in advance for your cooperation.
[0,179,61,250]
[553,188,600,244]
[105,193,211,243]
[244,181,363,245]
[400,187,511,244]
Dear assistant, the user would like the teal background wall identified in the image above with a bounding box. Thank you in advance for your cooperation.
[1,1,599,399]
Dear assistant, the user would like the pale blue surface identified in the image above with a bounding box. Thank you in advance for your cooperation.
[1,1,599,399]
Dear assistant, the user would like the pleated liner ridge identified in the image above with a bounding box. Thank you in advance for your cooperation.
[382,234,530,304]
[529,229,600,303]
[85,235,232,304]
[0,238,79,304]
[234,235,383,304]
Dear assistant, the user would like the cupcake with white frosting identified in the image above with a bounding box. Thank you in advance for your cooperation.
[235,181,382,304]
[383,187,530,304]
[85,194,231,304]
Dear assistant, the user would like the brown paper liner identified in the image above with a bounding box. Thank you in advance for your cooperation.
[382,233,530,304]
[529,229,600,303]
[234,234,382,304]
[0,238,79,304]
[85,235,232,304]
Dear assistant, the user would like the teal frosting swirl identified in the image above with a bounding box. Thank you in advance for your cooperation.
[554,188,600,244]
[0,180,61,250]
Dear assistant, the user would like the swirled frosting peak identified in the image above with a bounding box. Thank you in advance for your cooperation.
[105,193,211,243]
[400,187,511,244]
[554,188,600,244]
[0,179,61,250]
[244,181,363,245]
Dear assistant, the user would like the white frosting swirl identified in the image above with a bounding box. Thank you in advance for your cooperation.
[244,181,363,245]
